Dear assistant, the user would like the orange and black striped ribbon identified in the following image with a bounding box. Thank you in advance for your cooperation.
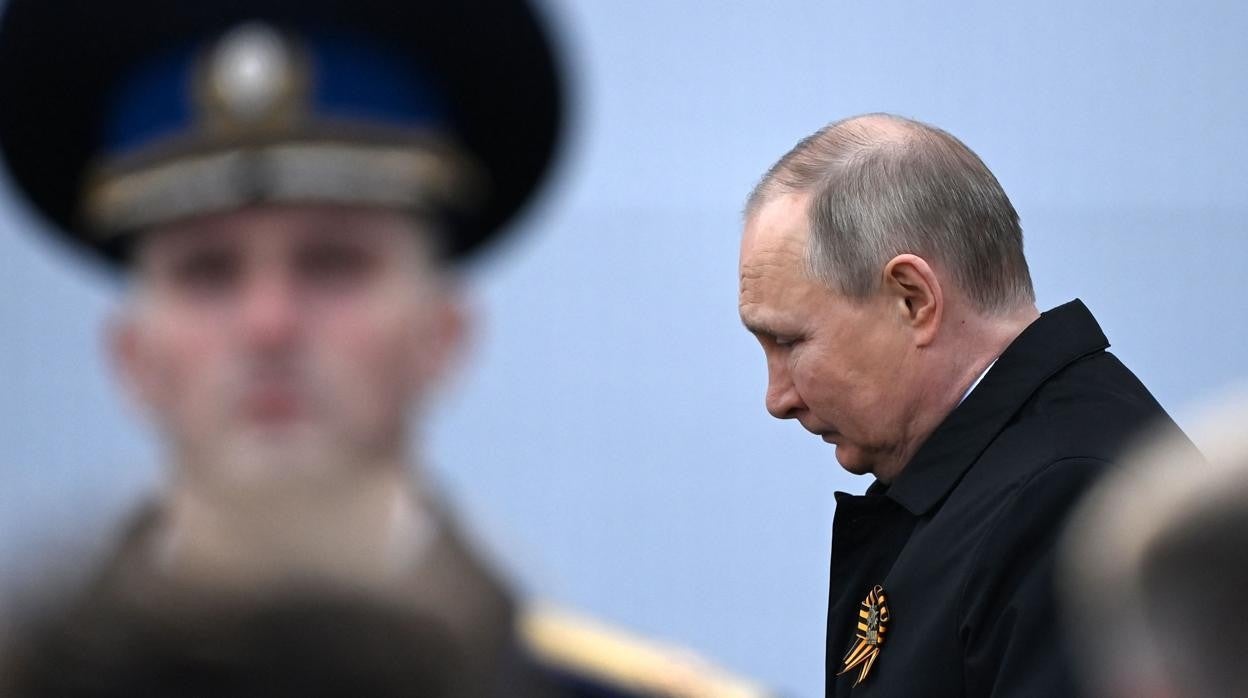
[838,585,890,686]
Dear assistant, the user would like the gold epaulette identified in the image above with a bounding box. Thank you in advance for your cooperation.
[518,605,771,698]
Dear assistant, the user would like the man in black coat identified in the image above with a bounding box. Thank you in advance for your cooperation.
[738,113,1188,696]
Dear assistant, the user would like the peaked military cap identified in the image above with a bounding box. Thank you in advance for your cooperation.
[0,0,564,266]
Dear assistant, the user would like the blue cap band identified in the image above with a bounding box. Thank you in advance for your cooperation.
[101,26,452,157]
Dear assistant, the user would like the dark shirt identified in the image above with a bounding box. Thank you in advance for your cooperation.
[825,300,1191,697]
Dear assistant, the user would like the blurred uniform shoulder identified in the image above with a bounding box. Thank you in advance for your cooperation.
[518,605,773,698]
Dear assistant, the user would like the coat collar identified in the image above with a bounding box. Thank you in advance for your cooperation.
[879,299,1110,517]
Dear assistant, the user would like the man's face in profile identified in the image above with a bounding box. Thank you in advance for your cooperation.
[739,193,917,481]
[112,204,463,492]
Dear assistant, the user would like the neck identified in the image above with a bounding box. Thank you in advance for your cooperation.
[879,303,1039,483]
[943,304,1039,404]
[155,456,429,592]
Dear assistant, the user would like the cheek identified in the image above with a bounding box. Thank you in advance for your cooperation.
[791,346,872,424]
[135,311,232,412]
[315,299,437,408]
[790,349,840,406]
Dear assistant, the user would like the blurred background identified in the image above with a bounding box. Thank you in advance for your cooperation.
[1,1,1246,695]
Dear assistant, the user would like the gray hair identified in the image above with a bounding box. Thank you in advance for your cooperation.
[745,113,1034,314]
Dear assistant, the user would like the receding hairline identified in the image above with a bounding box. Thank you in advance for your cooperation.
[745,113,952,217]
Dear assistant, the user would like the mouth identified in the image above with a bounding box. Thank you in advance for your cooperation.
[242,386,306,422]
[799,421,839,444]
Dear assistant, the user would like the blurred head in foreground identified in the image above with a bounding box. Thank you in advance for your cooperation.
[1060,394,1248,698]
[1,584,465,698]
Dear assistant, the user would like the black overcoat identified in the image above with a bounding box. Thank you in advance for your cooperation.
[825,299,1190,697]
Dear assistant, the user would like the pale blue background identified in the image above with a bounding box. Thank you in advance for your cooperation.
[2,1,1246,695]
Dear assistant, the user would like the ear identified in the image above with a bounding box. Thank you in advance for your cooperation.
[413,286,472,397]
[881,254,942,347]
[107,308,162,411]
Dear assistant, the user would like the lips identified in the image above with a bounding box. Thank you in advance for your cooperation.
[800,421,839,445]
[242,386,305,422]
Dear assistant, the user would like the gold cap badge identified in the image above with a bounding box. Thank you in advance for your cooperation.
[838,585,890,686]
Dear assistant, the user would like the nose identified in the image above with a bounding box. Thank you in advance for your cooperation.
[764,353,804,420]
[238,271,302,352]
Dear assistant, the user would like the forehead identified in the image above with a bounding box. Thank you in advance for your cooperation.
[739,193,817,308]
[740,192,811,270]
[738,191,828,329]
[134,204,436,260]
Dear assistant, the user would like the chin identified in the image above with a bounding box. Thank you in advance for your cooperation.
[204,431,354,492]
[833,445,874,476]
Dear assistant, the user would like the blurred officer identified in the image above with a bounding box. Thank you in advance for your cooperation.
[0,1,767,696]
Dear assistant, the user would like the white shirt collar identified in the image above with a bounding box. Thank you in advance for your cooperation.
[959,358,998,406]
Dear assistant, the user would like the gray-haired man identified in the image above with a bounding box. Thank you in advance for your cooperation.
[739,113,1186,696]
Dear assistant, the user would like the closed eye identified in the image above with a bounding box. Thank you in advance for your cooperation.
[165,246,241,296]
[742,318,802,349]
[297,241,378,285]
[754,331,800,348]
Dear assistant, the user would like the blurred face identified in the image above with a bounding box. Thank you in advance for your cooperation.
[113,205,463,493]
[739,193,920,481]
